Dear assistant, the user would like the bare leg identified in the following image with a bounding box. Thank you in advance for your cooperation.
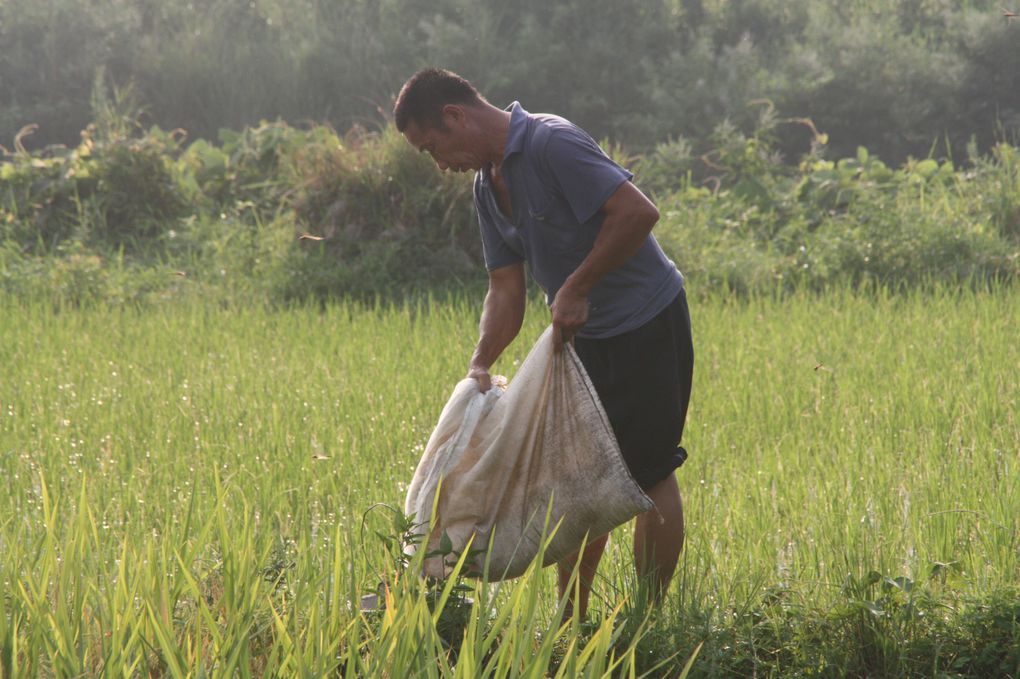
[633,474,684,601]
[557,533,609,621]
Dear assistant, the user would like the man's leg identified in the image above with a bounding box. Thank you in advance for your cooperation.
[557,533,609,621]
[633,473,684,600]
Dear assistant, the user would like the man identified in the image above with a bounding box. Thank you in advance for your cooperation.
[394,68,694,619]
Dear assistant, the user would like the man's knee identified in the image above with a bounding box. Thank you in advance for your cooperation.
[558,532,609,569]
[644,474,683,519]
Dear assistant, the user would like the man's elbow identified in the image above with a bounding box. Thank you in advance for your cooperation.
[642,202,660,232]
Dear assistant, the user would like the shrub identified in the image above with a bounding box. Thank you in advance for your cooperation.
[3,111,1019,304]
[279,124,479,300]
[1,113,192,255]
[90,129,190,248]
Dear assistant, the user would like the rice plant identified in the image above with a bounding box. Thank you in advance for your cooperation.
[0,284,1017,676]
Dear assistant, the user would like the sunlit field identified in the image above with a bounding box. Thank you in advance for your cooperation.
[1,285,1018,677]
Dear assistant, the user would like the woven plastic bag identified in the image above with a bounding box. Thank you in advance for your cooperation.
[405,326,654,580]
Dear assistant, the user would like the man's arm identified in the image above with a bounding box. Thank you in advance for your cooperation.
[551,181,660,342]
[468,261,527,392]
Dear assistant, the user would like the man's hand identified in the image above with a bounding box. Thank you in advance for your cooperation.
[550,285,589,346]
[467,365,493,393]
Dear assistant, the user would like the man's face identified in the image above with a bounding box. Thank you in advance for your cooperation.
[403,109,484,173]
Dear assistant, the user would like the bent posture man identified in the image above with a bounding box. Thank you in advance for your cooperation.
[394,68,694,619]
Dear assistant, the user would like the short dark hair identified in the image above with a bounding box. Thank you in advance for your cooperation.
[393,68,486,132]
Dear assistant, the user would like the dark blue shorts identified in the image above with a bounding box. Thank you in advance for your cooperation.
[573,290,694,490]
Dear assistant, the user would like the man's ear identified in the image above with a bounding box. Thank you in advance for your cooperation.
[441,104,467,129]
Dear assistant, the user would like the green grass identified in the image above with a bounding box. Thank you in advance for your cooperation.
[1,285,1018,677]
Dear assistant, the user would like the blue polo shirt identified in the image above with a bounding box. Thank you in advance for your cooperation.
[473,102,684,339]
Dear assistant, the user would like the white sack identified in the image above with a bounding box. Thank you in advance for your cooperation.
[404,326,654,580]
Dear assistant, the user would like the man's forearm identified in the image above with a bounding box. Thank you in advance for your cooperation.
[550,182,659,342]
[561,208,657,298]
[469,283,526,372]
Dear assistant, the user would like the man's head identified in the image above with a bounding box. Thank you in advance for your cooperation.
[394,68,493,173]
[394,68,485,133]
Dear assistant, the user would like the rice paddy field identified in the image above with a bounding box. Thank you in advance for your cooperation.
[1,285,1018,678]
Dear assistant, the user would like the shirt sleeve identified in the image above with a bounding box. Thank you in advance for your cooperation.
[540,126,634,224]
[474,175,525,271]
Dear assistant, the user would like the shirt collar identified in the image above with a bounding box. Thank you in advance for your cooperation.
[503,101,528,160]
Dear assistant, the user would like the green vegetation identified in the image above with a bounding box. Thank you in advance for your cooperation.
[2,0,1019,161]
[2,99,1018,304]
[0,93,479,304]
[3,4,1019,675]
[1,287,1017,676]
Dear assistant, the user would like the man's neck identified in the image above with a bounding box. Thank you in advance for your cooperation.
[475,103,512,170]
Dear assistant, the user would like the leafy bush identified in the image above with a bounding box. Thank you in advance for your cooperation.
[2,110,1019,304]
[90,131,190,247]
[0,142,89,249]
[1,84,192,255]
[276,124,478,299]
[652,119,1020,294]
